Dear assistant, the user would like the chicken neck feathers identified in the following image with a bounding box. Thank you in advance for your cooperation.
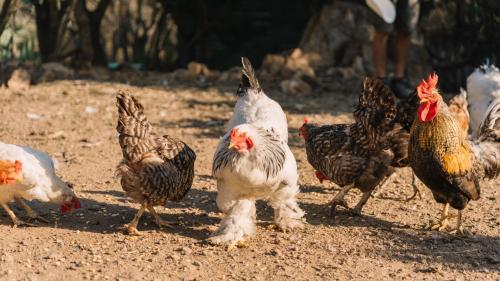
[213,126,286,180]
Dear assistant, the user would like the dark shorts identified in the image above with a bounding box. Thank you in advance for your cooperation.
[368,0,420,34]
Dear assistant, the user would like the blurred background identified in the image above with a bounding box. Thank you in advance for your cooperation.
[0,0,499,93]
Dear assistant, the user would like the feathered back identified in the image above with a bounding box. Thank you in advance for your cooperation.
[116,91,156,163]
[353,78,397,150]
[395,90,419,132]
[473,97,500,179]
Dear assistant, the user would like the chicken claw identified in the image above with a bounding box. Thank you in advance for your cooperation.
[2,203,34,227]
[147,206,175,230]
[15,198,49,223]
[124,225,143,236]
[123,203,146,236]
[330,198,349,216]
[330,185,353,216]
[430,203,454,232]
[405,174,422,202]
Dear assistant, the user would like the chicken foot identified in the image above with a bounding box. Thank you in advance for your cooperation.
[372,172,422,201]
[14,197,48,223]
[351,190,373,215]
[431,203,455,232]
[1,203,33,227]
[330,185,353,216]
[147,205,175,229]
[449,211,469,235]
[404,173,422,202]
[124,203,146,236]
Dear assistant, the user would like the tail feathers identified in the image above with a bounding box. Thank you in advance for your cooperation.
[476,97,500,142]
[116,91,154,162]
[241,57,260,90]
[354,78,398,150]
[474,97,500,179]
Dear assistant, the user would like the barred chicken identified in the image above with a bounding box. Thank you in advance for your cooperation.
[409,73,500,234]
[467,63,500,135]
[0,143,80,226]
[299,78,400,214]
[116,92,196,235]
[209,58,304,248]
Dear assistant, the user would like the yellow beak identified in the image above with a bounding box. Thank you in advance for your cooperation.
[228,142,236,149]
[419,98,428,104]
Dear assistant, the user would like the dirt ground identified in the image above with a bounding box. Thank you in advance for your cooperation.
[0,75,498,281]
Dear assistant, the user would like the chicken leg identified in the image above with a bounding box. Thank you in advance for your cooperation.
[147,205,175,229]
[124,203,146,236]
[1,203,32,227]
[14,197,48,223]
[371,173,395,198]
[431,203,452,231]
[351,190,373,215]
[330,185,353,216]
[372,172,421,201]
[404,173,422,202]
[449,210,469,235]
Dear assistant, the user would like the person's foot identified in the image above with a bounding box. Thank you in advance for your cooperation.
[391,77,414,99]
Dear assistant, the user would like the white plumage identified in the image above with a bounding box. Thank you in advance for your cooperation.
[209,58,304,246]
[0,141,79,225]
[466,63,500,135]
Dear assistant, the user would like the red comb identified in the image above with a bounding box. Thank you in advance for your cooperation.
[303,117,308,124]
[417,72,439,99]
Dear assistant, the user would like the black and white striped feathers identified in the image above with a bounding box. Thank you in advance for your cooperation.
[116,91,196,205]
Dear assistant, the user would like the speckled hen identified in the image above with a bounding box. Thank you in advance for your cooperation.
[115,91,196,235]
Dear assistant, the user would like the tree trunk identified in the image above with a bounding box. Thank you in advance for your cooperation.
[88,0,110,65]
[0,0,14,37]
[34,0,72,62]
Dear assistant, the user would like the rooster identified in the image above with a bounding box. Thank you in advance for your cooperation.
[0,143,80,226]
[467,63,500,135]
[209,58,304,247]
[116,91,196,235]
[299,78,400,214]
[409,73,500,233]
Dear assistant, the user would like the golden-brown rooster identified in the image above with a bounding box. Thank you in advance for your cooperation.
[116,92,196,235]
[299,78,400,215]
[409,73,500,234]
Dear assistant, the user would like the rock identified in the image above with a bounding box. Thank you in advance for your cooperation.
[175,246,193,255]
[85,106,98,114]
[218,66,242,82]
[7,68,31,91]
[280,77,312,96]
[26,113,43,120]
[261,54,286,77]
[183,61,213,81]
[282,48,317,78]
[167,254,181,261]
[38,62,75,82]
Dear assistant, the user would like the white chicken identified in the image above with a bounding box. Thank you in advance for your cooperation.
[209,58,304,247]
[467,63,500,135]
[0,142,80,226]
